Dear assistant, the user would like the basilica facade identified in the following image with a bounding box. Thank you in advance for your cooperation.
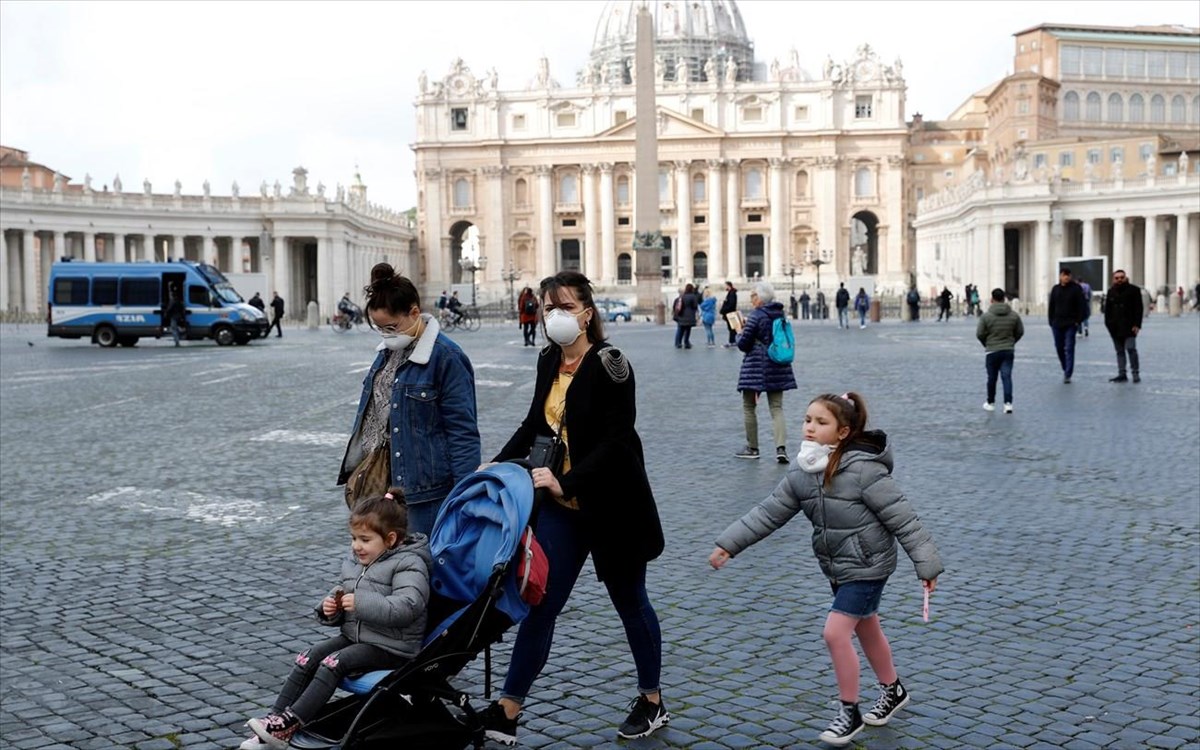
[412,0,910,304]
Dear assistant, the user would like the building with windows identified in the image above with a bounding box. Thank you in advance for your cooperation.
[913,23,1200,305]
[0,147,416,317]
[412,0,911,303]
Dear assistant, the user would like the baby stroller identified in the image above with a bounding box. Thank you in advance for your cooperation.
[290,461,537,750]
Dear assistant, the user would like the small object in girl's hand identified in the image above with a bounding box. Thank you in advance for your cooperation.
[922,588,930,622]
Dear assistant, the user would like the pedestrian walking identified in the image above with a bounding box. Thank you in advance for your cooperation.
[734,282,797,463]
[853,287,870,329]
[719,281,739,347]
[962,284,972,316]
[700,287,718,347]
[242,489,430,750]
[248,292,266,313]
[835,283,851,329]
[673,283,701,349]
[267,292,285,337]
[936,287,952,322]
[1078,279,1093,337]
[976,288,1024,413]
[969,285,982,317]
[710,392,943,748]
[905,288,920,321]
[1048,268,1086,384]
[337,263,481,536]
[480,270,668,746]
[799,290,811,320]
[518,286,539,346]
[163,286,187,347]
[1103,269,1143,383]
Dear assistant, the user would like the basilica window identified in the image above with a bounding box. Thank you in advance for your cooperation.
[1060,45,1081,76]
[1170,95,1186,123]
[795,170,809,198]
[1105,49,1124,78]
[1107,93,1123,122]
[691,108,705,123]
[658,169,670,203]
[1017,98,1030,114]
[1085,92,1101,121]
[1059,152,1073,167]
[854,167,874,198]
[1190,52,1200,80]
[794,105,810,122]
[1169,51,1188,80]
[556,112,577,128]
[1126,50,1145,78]
[1193,95,1200,124]
[1139,143,1153,162]
[742,106,763,123]
[512,114,526,130]
[1150,94,1165,123]
[453,178,471,208]
[1129,94,1145,122]
[1147,52,1167,80]
[1110,147,1124,163]
[616,175,630,205]
[514,178,528,207]
[1087,149,1101,165]
[451,108,469,131]
[1034,153,1047,168]
[855,95,873,119]
[1082,48,1102,77]
[617,253,633,283]
[1062,91,1080,121]
[559,173,578,204]
[744,167,763,199]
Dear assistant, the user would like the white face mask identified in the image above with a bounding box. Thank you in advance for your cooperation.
[379,316,420,350]
[544,308,587,346]
[796,440,835,473]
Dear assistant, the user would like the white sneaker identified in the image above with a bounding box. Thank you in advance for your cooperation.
[1003,403,1013,414]
[982,402,995,412]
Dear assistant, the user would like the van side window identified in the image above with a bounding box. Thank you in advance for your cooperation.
[92,278,118,305]
[53,278,90,305]
[120,278,159,306]
[188,286,210,306]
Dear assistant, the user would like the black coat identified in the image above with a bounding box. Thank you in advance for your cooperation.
[719,289,737,316]
[1048,282,1085,328]
[1104,282,1143,338]
[493,342,664,580]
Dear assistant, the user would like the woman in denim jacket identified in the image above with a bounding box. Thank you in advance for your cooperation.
[337,263,481,536]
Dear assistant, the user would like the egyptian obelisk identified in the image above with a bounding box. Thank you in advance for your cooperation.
[633,3,663,315]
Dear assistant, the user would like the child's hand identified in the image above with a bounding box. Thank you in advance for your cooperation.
[708,547,731,569]
[922,577,938,593]
[321,596,339,616]
[341,593,356,612]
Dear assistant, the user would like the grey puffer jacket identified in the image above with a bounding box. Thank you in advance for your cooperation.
[316,534,432,658]
[715,431,943,585]
[976,302,1024,352]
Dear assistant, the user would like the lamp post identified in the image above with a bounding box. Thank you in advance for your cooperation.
[783,256,799,318]
[458,255,486,307]
[805,243,834,320]
[501,260,523,319]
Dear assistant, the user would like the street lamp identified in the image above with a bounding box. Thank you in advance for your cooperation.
[501,260,523,319]
[805,243,834,320]
[783,256,799,318]
[459,255,486,307]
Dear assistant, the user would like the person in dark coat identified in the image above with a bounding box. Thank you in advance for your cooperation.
[673,283,701,349]
[248,292,266,313]
[719,280,738,347]
[517,286,539,346]
[735,281,798,463]
[164,287,187,347]
[1047,268,1086,383]
[905,288,920,321]
[937,287,953,322]
[1103,269,1144,383]
[482,271,668,746]
[835,283,851,329]
[268,291,285,338]
[799,290,811,320]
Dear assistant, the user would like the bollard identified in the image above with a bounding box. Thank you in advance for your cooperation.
[655,300,666,325]
[1169,293,1182,317]
[869,298,881,323]
[307,300,319,330]
[901,299,912,322]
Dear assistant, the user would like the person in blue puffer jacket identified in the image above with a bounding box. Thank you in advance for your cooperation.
[734,281,797,463]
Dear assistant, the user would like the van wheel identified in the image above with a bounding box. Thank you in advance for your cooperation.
[118,337,139,347]
[213,326,235,346]
[95,325,118,347]
[234,333,251,345]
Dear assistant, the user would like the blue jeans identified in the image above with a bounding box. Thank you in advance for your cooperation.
[406,500,441,538]
[985,349,1015,404]
[703,322,715,345]
[501,500,662,703]
[857,309,867,327]
[1051,324,1076,378]
[837,307,849,328]
[674,324,693,348]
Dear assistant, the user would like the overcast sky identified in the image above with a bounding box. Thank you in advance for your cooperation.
[2,0,1196,210]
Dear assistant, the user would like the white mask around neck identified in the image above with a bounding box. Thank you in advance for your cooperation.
[796,440,835,473]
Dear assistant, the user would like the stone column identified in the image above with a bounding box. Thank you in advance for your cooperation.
[726,162,741,278]
[484,166,507,288]
[768,158,787,279]
[203,235,218,267]
[0,230,9,313]
[582,165,600,282]
[1188,212,1200,294]
[599,164,615,283]
[171,235,184,262]
[316,236,332,317]
[112,233,126,263]
[536,166,554,277]
[884,155,905,278]
[1143,215,1160,297]
[675,161,692,279]
[331,234,348,313]
[22,229,37,312]
[707,160,725,281]
[1111,217,1128,274]
[1175,212,1190,294]
[989,223,1005,294]
[1033,219,1050,304]
[83,231,96,263]
[52,231,66,264]
[275,237,291,312]
[1082,218,1095,258]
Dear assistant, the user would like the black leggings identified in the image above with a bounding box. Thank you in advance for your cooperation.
[272,635,409,721]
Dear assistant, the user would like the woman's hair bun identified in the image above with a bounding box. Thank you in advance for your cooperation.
[370,262,395,284]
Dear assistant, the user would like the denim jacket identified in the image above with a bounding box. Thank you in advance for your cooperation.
[338,314,481,506]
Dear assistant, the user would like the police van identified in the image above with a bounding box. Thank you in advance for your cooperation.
[47,260,269,347]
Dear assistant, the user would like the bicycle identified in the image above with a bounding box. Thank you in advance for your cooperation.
[330,310,367,333]
[442,307,481,332]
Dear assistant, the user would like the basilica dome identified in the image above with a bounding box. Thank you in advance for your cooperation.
[587,0,755,84]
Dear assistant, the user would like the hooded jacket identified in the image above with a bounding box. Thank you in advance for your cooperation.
[735,301,798,393]
[317,534,432,658]
[715,431,943,585]
[976,302,1025,352]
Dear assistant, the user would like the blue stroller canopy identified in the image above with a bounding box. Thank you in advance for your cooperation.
[428,462,534,632]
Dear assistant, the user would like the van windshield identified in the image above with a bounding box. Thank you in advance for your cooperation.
[214,284,243,304]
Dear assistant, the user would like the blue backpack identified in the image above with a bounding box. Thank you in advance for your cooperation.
[767,317,795,364]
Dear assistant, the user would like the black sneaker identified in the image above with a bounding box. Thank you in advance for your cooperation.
[734,446,760,460]
[776,446,789,464]
[1132,373,1140,383]
[817,703,864,746]
[1109,375,1128,382]
[617,695,669,739]
[479,701,519,747]
[862,679,910,726]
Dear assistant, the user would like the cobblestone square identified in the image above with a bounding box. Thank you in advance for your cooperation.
[1,315,1197,749]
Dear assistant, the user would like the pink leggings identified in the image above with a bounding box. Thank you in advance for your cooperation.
[823,612,898,703]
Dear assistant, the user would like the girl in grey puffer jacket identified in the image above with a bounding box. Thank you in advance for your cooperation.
[710,392,942,748]
[245,489,431,749]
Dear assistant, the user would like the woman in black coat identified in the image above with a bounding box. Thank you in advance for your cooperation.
[480,271,669,746]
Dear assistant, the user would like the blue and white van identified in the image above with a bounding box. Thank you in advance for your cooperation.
[47,260,269,347]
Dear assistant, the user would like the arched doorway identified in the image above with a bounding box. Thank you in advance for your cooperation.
[849,211,878,275]
[448,220,473,284]
[693,252,708,283]
[617,252,633,284]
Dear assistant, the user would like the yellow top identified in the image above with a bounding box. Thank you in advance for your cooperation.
[543,372,578,510]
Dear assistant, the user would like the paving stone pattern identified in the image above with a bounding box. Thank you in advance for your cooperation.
[1,314,1197,750]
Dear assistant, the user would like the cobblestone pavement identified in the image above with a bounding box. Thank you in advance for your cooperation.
[1,313,1198,750]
